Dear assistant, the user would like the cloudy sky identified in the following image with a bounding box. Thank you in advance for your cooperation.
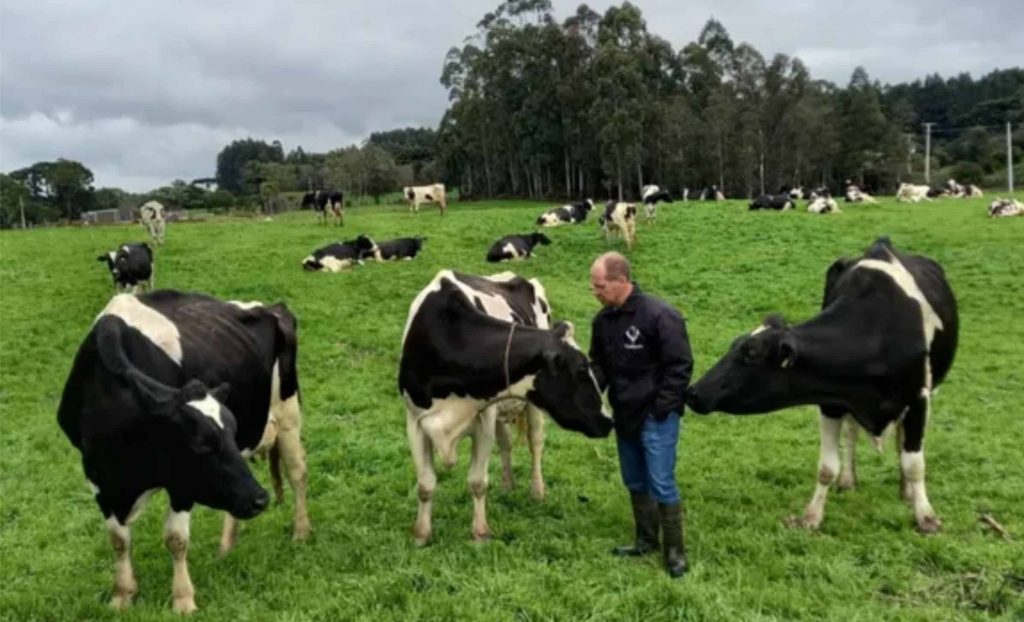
[1,0,1020,191]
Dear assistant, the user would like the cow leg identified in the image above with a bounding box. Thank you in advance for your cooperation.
[218,514,239,557]
[526,405,546,500]
[106,518,137,610]
[495,420,515,491]
[468,410,497,541]
[838,414,858,491]
[900,392,940,533]
[275,394,310,540]
[896,422,912,503]
[407,411,436,545]
[625,222,636,249]
[164,510,196,614]
[790,413,842,529]
[268,442,285,503]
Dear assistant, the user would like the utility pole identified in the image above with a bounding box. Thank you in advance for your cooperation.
[1008,122,1015,193]
[19,196,26,229]
[922,122,935,184]
[905,134,914,176]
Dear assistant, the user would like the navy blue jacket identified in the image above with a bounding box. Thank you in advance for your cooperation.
[589,285,694,435]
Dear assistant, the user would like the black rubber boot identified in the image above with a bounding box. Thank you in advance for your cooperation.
[659,502,688,578]
[611,492,660,556]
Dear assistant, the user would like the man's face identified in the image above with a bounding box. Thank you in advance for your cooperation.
[590,263,628,307]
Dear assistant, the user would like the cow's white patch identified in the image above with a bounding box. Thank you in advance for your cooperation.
[107,251,117,263]
[229,300,263,310]
[87,479,100,496]
[98,295,183,365]
[501,243,520,260]
[750,324,769,335]
[187,394,224,428]
[164,510,191,540]
[319,256,356,272]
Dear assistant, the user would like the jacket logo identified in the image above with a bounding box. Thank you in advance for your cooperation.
[624,325,643,350]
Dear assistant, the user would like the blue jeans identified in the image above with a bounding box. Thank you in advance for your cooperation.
[616,412,681,504]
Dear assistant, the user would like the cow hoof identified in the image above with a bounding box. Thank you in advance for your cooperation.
[109,592,135,610]
[218,539,235,558]
[472,530,492,542]
[784,514,821,530]
[173,597,197,615]
[500,476,514,492]
[412,526,432,546]
[837,477,856,491]
[530,481,546,500]
[916,515,942,534]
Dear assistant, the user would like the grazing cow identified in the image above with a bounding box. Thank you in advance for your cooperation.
[404,183,447,215]
[138,201,166,245]
[896,183,932,203]
[361,236,427,261]
[536,199,595,227]
[486,233,552,262]
[599,202,638,250]
[57,292,309,613]
[749,194,795,211]
[98,243,154,293]
[844,184,878,203]
[808,196,841,214]
[302,235,378,271]
[400,270,613,543]
[641,185,673,222]
[988,198,1024,217]
[301,191,344,226]
[700,185,725,201]
[686,237,958,534]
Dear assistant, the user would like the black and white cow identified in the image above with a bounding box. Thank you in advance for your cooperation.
[749,193,795,211]
[361,236,427,261]
[640,185,673,223]
[784,186,805,200]
[844,183,878,203]
[897,183,932,203]
[686,237,958,534]
[57,292,310,613]
[599,202,638,249]
[302,235,378,271]
[808,196,842,214]
[301,190,344,226]
[700,185,725,201]
[963,184,984,198]
[987,197,1024,217]
[404,183,447,215]
[807,187,831,200]
[535,199,595,227]
[138,201,166,245]
[486,233,552,262]
[98,243,154,293]
[400,270,612,543]
[944,179,966,198]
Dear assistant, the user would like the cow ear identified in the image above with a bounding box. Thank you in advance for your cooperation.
[209,382,231,404]
[553,321,575,341]
[777,334,798,368]
[97,255,108,262]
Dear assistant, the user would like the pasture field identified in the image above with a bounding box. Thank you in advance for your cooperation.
[1,197,1022,621]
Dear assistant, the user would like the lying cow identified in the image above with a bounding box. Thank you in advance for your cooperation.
[687,237,958,534]
[749,193,795,211]
[896,183,932,203]
[700,185,725,201]
[486,233,552,262]
[641,185,673,223]
[808,196,841,214]
[988,198,1024,217]
[599,202,638,250]
[302,235,378,271]
[404,183,447,216]
[536,199,594,227]
[98,243,154,293]
[963,184,984,198]
[138,201,166,245]
[361,236,427,261]
[400,270,612,543]
[844,184,878,203]
[807,187,831,200]
[301,190,344,226]
[57,292,309,613]
[785,186,805,200]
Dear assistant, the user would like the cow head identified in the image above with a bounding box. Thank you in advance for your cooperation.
[403,187,415,201]
[531,232,552,246]
[527,322,613,438]
[584,198,595,212]
[300,193,316,208]
[98,251,117,273]
[686,315,800,415]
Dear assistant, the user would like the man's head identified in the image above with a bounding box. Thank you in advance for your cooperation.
[590,252,633,307]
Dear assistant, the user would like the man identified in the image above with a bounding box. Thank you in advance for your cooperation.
[589,252,694,578]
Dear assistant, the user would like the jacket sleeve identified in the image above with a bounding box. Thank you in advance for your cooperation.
[652,306,694,418]
[589,316,609,392]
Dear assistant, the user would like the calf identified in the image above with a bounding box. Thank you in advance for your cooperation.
[98,243,154,293]
[749,194,795,211]
[599,202,638,249]
[301,190,344,226]
[57,292,309,613]
[896,183,932,203]
[536,199,595,227]
[641,185,673,223]
[302,235,378,271]
[687,237,958,534]
[138,201,166,245]
[362,236,427,261]
[988,197,1024,217]
[486,233,552,262]
[807,196,841,214]
[404,183,447,215]
[400,270,612,543]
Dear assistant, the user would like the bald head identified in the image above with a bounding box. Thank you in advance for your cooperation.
[590,252,633,307]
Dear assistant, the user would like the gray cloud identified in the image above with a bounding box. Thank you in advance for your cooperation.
[2,0,1020,191]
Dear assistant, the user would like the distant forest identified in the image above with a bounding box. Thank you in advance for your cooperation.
[3,0,1021,227]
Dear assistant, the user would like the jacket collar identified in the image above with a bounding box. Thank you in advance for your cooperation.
[612,282,642,313]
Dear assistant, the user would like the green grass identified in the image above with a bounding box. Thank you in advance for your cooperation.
[2,197,1022,621]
